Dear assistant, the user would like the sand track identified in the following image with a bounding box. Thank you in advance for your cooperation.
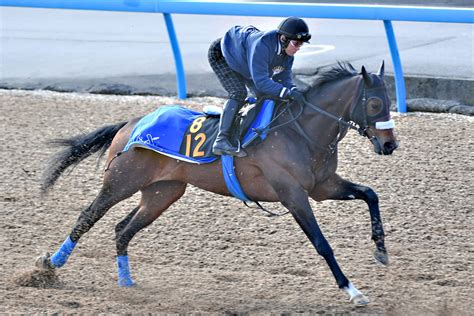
[0,90,472,314]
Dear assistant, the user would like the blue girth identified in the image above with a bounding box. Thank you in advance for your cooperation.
[221,155,250,201]
[222,99,275,201]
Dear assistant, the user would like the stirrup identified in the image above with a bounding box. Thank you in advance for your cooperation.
[234,140,247,157]
[214,148,247,157]
[213,145,247,157]
[233,148,247,157]
[212,138,247,157]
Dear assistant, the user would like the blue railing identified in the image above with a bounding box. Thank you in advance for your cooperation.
[2,0,473,112]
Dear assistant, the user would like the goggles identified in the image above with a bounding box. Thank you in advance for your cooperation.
[289,40,305,48]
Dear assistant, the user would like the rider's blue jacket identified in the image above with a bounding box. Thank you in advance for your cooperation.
[221,26,295,98]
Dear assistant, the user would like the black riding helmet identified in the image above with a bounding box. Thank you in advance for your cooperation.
[277,17,311,43]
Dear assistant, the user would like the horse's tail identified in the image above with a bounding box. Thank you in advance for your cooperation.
[41,122,128,192]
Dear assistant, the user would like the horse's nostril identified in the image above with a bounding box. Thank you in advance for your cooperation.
[384,141,398,153]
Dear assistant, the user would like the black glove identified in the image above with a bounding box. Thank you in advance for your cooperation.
[287,89,306,105]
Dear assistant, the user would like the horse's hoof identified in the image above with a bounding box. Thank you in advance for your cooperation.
[374,249,389,265]
[350,293,370,307]
[118,278,136,287]
[35,252,55,270]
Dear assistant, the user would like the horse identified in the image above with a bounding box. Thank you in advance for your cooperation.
[36,61,398,306]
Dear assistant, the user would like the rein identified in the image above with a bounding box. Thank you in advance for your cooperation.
[254,87,367,155]
[288,100,355,154]
[293,84,379,153]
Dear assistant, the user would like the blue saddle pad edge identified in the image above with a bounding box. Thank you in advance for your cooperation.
[126,144,218,164]
[242,99,275,146]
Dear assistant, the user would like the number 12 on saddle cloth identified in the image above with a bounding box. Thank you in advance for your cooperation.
[179,116,219,159]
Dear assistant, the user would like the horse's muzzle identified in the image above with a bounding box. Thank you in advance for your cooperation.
[372,139,399,155]
[382,140,399,155]
[368,127,399,155]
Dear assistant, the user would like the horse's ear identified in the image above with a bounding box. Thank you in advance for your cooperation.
[361,66,373,86]
[377,60,385,78]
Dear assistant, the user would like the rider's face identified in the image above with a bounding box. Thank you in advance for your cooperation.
[284,39,304,56]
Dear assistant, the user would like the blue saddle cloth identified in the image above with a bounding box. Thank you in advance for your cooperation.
[124,101,276,202]
[124,101,275,165]
[124,105,218,164]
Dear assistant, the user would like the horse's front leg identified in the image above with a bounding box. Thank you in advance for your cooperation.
[310,173,388,265]
[271,178,369,306]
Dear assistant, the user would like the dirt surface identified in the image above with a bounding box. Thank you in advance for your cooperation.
[1,89,472,315]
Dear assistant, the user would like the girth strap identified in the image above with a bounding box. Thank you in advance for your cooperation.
[221,155,249,202]
[221,155,289,217]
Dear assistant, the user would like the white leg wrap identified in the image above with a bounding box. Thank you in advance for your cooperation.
[344,282,362,298]
[344,282,370,306]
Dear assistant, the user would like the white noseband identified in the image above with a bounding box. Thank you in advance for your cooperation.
[375,119,395,130]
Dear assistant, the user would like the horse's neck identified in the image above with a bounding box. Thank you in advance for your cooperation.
[298,77,362,151]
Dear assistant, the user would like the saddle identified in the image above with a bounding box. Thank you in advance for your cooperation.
[124,98,280,164]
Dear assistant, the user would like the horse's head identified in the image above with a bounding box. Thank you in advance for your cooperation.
[351,62,399,155]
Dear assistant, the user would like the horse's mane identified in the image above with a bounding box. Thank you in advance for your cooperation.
[313,61,358,88]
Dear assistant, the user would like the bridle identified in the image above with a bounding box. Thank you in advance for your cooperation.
[274,82,390,154]
[305,88,392,153]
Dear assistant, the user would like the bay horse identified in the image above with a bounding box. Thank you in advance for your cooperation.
[37,62,398,306]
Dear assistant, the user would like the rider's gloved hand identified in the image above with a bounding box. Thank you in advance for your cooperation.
[287,89,306,105]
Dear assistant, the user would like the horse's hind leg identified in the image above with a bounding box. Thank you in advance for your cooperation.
[310,173,388,265]
[114,206,140,238]
[37,162,151,270]
[36,185,138,270]
[114,180,187,287]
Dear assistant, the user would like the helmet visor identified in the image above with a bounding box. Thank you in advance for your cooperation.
[295,32,311,42]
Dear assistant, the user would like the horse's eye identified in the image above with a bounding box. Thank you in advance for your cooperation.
[367,98,383,116]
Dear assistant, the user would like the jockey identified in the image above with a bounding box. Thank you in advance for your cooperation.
[208,16,311,157]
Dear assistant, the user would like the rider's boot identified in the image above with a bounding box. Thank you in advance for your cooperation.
[212,99,247,157]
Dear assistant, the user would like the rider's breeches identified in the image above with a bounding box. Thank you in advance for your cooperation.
[208,38,248,104]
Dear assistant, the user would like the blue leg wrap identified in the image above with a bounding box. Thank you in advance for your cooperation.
[117,255,135,287]
[50,236,77,268]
